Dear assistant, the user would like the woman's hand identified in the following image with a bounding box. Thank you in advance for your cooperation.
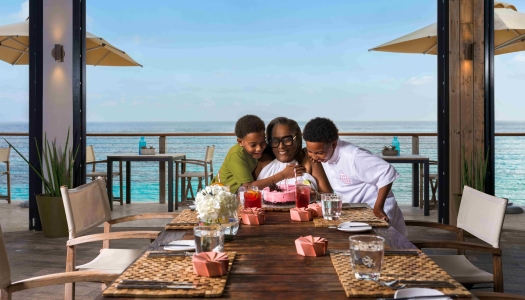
[281,163,305,179]
[373,207,389,222]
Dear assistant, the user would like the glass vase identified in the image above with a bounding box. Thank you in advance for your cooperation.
[200,210,239,242]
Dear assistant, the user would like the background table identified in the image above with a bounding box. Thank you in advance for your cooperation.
[381,154,430,216]
[106,153,186,211]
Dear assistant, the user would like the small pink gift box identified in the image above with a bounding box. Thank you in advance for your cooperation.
[241,208,265,225]
[192,252,229,277]
[290,207,315,222]
[295,235,328,257]
[308,203,323,217]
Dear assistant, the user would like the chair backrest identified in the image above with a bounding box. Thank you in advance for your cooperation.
[458,186,508,248]
[204,145,215,163]
[0,147,10,163]
[61,178,112,239]
[86,145,96,164]
[0,225,11,290]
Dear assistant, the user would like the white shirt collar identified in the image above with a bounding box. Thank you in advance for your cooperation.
[326,138,342,164]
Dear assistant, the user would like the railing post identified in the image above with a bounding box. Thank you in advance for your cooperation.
[412,136,420,154]
[159,136,166,204]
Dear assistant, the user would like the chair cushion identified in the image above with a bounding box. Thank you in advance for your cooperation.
[76,248,143,274]
[179,172,207,178]
[87,172,120,178]
[430,255,493,284]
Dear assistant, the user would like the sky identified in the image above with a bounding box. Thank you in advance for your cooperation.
[1,0,525,122]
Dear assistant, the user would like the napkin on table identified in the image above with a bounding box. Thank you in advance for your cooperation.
[295,235,328,257]
[192,252,229,277]
[290,207,315,221]
[241,208,265,225]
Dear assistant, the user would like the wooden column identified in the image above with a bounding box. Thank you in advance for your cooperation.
[448,0,487,225]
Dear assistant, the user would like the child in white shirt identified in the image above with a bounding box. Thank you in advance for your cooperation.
[303,117,407,236]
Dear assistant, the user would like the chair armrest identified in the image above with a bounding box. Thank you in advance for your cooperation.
[180,159,207,167]
[411,240,502,255]
[107,212,179,225]
[405,220,461,233]
[7,270,117,294]
[66,231,160,246]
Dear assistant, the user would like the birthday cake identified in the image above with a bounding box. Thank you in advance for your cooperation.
[263,184,296,205]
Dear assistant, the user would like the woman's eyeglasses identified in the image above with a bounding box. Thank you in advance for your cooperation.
[269,135,296,148]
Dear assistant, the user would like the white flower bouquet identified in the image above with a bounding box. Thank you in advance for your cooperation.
[195,185,238,224]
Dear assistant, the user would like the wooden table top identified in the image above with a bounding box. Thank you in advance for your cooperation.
[97,211,418,300]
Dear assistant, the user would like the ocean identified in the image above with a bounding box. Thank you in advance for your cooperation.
[1,121,524,205]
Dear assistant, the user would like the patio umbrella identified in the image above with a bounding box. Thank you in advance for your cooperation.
[369,1,525,56]
[0,21,142,66]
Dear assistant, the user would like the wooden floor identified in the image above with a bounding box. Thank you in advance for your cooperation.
[1,202,524,299]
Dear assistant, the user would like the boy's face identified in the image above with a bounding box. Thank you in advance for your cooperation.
[237,131,266,159]
[305,140,337,163]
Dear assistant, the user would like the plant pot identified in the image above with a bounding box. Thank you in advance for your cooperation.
[382,149,399,156]
[36,194,69,238]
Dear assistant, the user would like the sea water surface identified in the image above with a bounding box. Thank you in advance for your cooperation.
[1,121,524,205]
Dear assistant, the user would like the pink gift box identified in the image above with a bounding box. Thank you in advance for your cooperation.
[192,252,229,277]
[295,235,328,257]
[308,203,323,217]
[241,208,265,225]
[290,207,315,222]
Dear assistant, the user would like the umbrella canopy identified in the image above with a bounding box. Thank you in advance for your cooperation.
[369,1,525,56]
[0,21,142,66]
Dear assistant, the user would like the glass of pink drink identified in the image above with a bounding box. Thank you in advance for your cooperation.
[244,187,262,208]
[295,183,311,208]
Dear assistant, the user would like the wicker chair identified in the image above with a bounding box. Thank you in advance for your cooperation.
[407,186,508,292]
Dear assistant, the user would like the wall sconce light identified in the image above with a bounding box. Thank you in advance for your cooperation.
[51,44,65,62]
[463,43,473,61]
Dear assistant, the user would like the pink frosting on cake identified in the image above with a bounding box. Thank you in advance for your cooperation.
[263,184,296,204]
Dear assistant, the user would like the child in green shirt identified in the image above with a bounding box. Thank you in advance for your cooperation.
[213,115,303,193]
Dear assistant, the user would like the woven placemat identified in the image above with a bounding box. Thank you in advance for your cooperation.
[103,251,236,298]
[330,251,471,298]
[313,208,390,228]
[165,209,198,230]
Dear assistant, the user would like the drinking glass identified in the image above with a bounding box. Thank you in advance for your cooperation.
[295,183,311,208]
[194,225,225,253]
[244,186,262,208]
[321,193,342,220]
[349,235,385,280]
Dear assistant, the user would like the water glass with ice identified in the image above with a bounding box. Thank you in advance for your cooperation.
[321,193,342,220]
[349,235,385,280]
[194,225,225,253]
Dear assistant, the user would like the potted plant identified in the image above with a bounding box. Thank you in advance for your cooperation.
[453,147,489,218]
[4,129,78,237]
[382,145,398,156]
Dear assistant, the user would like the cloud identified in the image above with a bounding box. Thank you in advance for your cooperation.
[99,100,118,107]
[406,75,433,86]
[511,53,525,63]
[131,100,144,106]
[9,0,29,21]
[199,99,215,107]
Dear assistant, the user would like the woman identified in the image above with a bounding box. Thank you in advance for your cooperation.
[254,117,332,198]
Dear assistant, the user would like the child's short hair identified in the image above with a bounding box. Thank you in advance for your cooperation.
[303,117,339,143]
[235,115,265,138]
